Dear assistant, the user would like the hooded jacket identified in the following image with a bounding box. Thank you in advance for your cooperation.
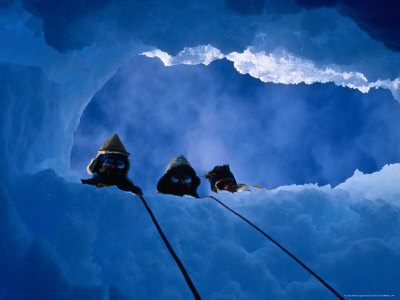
[86,133,130,175]
[157,155,200,198]
[81,134,142,195]
[205,164,249,193]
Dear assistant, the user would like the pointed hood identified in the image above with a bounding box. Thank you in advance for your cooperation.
[87,134,130,175]
[98,134,130,156]
[164,155,191,174]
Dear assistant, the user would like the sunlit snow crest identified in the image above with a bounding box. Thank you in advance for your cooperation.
[141,45,224,66]
[142,46,400,101]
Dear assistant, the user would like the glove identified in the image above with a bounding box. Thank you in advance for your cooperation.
[117,179,143,195]
[81,175,104,186]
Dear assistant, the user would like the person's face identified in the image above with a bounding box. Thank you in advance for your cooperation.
[170,173,193,196]
[98,155,127,178]
[214,177,237,193]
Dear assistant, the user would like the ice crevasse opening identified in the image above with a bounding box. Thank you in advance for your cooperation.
[1,51,400,299]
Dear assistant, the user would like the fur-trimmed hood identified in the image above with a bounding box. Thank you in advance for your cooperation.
[87,134,130,175]
[205,164,237,191]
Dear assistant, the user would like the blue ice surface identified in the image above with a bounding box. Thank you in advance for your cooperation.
[0,55,399,300]
[1,165,400,299]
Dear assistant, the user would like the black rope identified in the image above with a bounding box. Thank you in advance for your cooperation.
[208,195,344,300]
[138,195,201,300]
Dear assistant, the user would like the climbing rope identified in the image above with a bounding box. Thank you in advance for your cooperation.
[138,195,201,300]
[208,195,344,300]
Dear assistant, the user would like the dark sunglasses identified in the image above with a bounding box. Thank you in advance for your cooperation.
[103,158,125,169]
[171,174,192,184]
[215,179,236,190]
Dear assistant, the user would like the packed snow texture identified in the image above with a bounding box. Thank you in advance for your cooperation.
[1,167,400,299]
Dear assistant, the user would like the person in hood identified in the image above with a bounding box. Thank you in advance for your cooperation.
[81,134,142,195]
[205,164,249,193]
[157,155,200,198]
